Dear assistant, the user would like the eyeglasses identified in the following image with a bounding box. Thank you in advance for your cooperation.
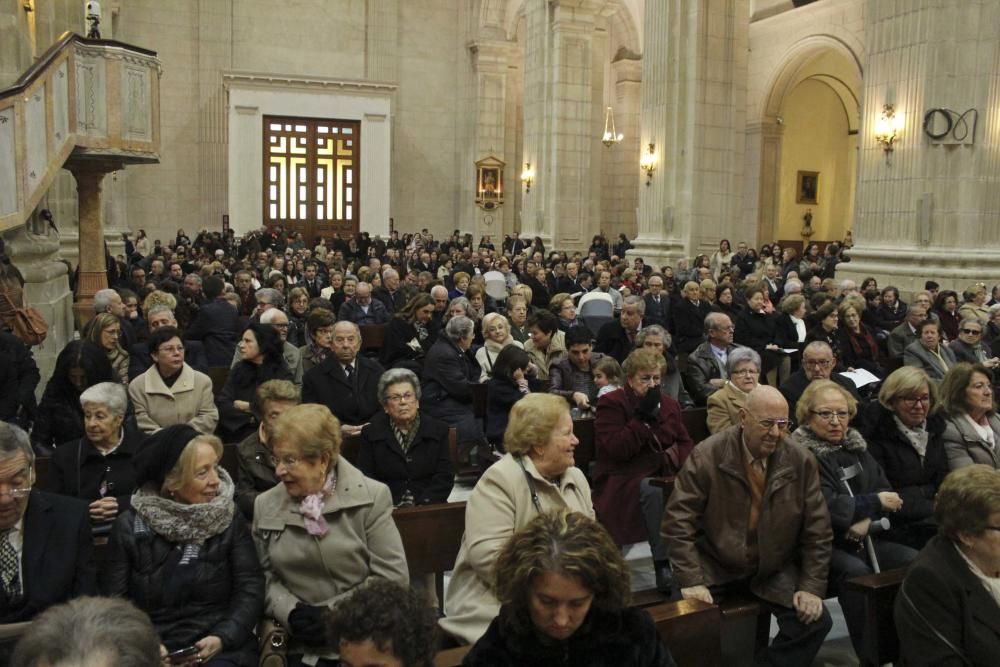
[0,487,31,499]
[157,346,185,354]
[271,323,290,329]
[713,326,736,333]
[636,374,661,384]
[386,391,416,403]
[961,328,982,335]
[898,395,931,406]
[745,410,789,431]
[804,359,834,368]
[268,454,305,468]
[731,368,758,377]
[811,410,850,423]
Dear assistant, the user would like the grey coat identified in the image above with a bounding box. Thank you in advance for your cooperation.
[903,341,957,382]
[941,413,1000,470]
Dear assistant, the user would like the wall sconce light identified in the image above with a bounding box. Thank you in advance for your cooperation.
[639,143,657,185]
[874,104,903,154]
[520,162,534,193]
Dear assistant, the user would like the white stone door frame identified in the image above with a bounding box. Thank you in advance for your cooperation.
[224,73,395,238]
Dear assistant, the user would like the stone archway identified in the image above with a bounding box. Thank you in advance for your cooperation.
[756,36,863,249]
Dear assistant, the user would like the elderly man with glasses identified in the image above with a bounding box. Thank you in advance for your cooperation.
[0,422,97,636]
[664,386,833,667]
[778,341,861,426]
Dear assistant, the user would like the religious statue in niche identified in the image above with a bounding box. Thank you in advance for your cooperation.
[475,156,505,210]
[801,208,814,238]
[796,170,819,205]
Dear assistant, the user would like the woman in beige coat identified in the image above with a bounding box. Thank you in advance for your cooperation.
[440,393,593,645]
[252,404,408,665]
[127,326,217,434]
[707,348,761,434]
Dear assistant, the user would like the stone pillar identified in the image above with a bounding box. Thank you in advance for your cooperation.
[69,159,121,327]
[2,223,72,398]
[841,1,1000,294]
[602,56,642,243]
[468,40,520,243]
[630,0,749,268]
[521,0,603,249]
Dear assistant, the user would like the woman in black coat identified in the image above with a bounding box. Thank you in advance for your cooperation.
[857,367,949,550]
[420,316,482,444]
[217,322,292,442]
[104,426,264,665]
[733,286,790,386]
[32,340,115,455]
[463,510,673,667]
[50,382,141,532]
[358,369,454,506]
[806,302,843,354]
[380,293,438,373]
[485,346,541,449]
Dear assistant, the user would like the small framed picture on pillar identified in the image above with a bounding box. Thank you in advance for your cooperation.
[797,171,819,205]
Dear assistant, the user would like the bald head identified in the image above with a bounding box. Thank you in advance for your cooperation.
[745,385,787,415]
[740,386,790,460]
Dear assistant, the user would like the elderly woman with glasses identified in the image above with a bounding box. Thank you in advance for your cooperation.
[594,349,695,594]
[358,369,454,506]
[476,312,523,382]
[85,312,129,385]
[894,465,1000,666]
[707,348,761,434]
[790,380,918,659]
[857,367,949,550]
[50,382,141,529]
[128,326,218,435]
[253,404,408,665]
[948,317,1000,371]
[940,363,1000,470]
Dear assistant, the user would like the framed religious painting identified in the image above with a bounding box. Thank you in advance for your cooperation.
[475,156,505,210]
[796,170,819,205]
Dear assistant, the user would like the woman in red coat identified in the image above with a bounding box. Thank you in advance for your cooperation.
[594,348,695,593]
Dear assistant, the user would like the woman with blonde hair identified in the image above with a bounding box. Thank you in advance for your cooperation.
[253,404,408,665]
[464,510,674,666]
[441,393,592,645]
[476,312,523,381]
[85,312,129,384]
[142,290,178,316]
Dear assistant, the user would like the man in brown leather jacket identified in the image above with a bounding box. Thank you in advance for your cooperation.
[663,385,833,666]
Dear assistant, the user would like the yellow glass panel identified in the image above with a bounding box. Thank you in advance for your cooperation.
[271,136,287,154]
[317,138,333,156]
[272,157,286,219]
[337,139,351,157]
[337,158,353,220]
[290,136,307,155]
[318,157,334,220]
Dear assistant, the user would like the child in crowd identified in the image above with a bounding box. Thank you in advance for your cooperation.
[593,356,623,398]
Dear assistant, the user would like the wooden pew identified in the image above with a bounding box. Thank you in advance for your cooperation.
[393,502,467,612]
[433,599,722,667]
[206,366,230,398]
[681,407,709,445]
[844,567,908,667]
[572,416,595,480]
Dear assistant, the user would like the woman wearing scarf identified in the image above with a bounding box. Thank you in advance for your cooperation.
[475,312,523,382]
[252,404,408,666]
[103,425,264,666]
[838,298,883,378]
[299,308,336,374]
[380,293,438,373]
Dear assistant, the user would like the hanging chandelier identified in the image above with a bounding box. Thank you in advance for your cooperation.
[602,106,623,147]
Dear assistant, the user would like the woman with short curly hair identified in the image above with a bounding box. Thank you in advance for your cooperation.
[463,509,674,666]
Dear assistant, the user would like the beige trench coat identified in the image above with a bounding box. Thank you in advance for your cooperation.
[128,362,218,434]
[439,453,593,645]
[252,457,408,663]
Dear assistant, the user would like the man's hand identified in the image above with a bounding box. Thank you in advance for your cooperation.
[792,591,824,624]
[88,497,119,523]
[709,378,726,388]
[680,585,714,604]
[846,518,872,542]
[342,424,364,436]
[234,400,251,413]
[572,392,591,409]
[193,636,223,663]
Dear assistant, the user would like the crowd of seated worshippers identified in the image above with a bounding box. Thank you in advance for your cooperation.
[5,226,1000,663]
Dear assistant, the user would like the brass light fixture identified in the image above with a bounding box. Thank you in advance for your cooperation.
[874,103,902,155]
[639,143,657,185]
[602,106,623,147]
[520,162,534,193]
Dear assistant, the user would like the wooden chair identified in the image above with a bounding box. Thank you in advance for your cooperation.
[844,567,908,666]
[392,501,467,613]
[206,366,230,398]
[648,598,722,667]
[681,407,710,445]
[359,324,386,358]
[341,432,362,465]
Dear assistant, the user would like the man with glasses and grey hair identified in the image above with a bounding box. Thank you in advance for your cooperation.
[0,423,96,632]
[685,312,742,406]
[779,341,861,425]
[664,385,833,667]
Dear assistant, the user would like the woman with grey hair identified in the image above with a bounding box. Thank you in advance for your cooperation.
[706,347,761,433]
[445,296,484,345]
[421,316,484,444]
[358,369,454,506]
[49,381,142,529]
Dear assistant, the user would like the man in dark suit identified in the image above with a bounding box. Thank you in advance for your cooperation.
[509,231,526,257]
[685,312,742,406]
[372,268,408,314]
[669,281,713,355]
[643,274,670,328]
[731,241,756,278]
[184,276,242,367]
[301,262,325,299]
[0,423,97,629]
[339,282,390,326]
[596,296,645,363]
[779,341,861,425]
[302,321,384,435]
[762,264,784,303]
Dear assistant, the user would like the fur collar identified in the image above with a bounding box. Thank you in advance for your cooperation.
[793,425,867,458]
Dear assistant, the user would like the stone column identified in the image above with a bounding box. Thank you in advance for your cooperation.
[630,0,749,268]
[841,1,1000,294]
[68,159,121,327]
[602,55,642,242]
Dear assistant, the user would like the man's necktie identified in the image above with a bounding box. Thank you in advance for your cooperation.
[0,530,21,598]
